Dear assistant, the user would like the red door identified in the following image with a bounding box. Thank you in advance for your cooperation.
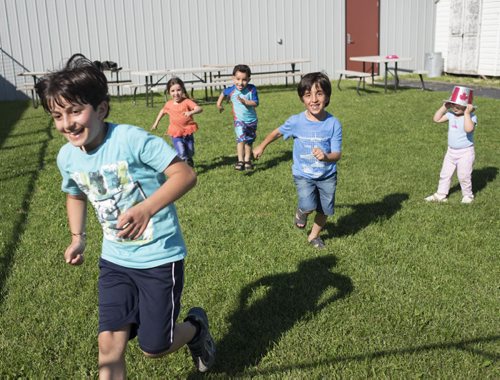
[346,0,380,72]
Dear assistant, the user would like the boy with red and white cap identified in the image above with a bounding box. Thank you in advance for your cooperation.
[425,86,477,204]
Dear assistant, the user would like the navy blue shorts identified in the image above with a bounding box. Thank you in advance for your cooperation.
[293,173,337,216]
[98,258,184,354]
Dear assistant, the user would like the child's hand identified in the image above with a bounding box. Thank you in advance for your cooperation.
[253,145,264,159]
[217,104,224,113]
[64,239,86,265]
[116,204,151,240]
[237,96,247,105]
[465,104,474,114]
[312,147,326,161]
[151,125,157,131]
[183,111,192,117]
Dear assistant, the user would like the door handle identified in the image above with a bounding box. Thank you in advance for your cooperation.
[347,33,353,44]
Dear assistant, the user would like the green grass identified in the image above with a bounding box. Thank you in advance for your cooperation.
[0,81,499,378]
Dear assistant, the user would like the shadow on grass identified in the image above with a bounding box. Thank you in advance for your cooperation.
[0,116,53,304]
[449,166,498,196]
[326,193,409,239]
[201,255,353,376]
[194,155,238,175]
[245,150,293,176]
[232,334,499,378]
[0,101,30,148]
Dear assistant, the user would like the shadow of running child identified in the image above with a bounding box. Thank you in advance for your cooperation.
[326,193,409,239]
[208,255,353,376]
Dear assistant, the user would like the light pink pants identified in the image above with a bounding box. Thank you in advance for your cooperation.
[437,146,475,197]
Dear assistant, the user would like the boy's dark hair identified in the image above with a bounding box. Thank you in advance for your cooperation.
[232,64,251,78]
[167,77,189,98]
[35,53,110,117]
[297,72,332,107]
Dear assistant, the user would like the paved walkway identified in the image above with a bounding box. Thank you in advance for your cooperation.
[399,79,500,100]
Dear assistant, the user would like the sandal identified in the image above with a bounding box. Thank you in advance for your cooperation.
[244,161,254,170]
[294,208,308,229]
[234,161,245,171]
[309,237,326,249]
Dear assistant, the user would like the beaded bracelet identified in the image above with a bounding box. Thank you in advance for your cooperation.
[71,232,87,238]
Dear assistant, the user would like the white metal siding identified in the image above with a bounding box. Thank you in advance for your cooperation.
[478,0,500,75]
[434,0,450,69]
[380,0,436,70]
[1,0,434,100]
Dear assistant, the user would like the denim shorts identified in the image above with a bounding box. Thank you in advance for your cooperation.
[98,258,184,354]
[293,173,337,216]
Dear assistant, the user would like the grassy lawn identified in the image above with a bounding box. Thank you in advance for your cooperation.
[0,80,498,378]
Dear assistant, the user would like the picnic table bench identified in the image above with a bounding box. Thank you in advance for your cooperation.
[387,67,428,90]
[336,70,372,95]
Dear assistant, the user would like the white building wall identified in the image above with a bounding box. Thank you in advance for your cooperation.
[380,0,436,70]
[1,0,434,100]
[434,0,450,69]
[478,0,500,76]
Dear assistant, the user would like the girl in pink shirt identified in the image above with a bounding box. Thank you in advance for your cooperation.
[152,77,202,167]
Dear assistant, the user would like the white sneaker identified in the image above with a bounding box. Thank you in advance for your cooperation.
[424,193,447,202]
[461,195,474,204]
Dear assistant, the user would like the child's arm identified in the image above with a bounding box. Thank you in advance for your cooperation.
[185,104,203,117]
[237,96,258,108]
[151,109,166,130]
[433,103,449,123]
[253,128,283,159]
[216,93,225,113]
[312,148,342,163]
[64,194,87,265]
[464,104,475,133]
[116,158,197,240]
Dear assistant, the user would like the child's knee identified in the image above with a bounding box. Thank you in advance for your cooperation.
[98,330,128,358]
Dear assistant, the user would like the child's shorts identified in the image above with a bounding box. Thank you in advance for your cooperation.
[234,119,257,144]
[293,173,337,216]
[98,258,184,355]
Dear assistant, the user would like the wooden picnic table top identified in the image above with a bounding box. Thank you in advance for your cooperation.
[350,55,412,64]
[18,71,50,77]
[131,67,221,77]
[203,58,310,69]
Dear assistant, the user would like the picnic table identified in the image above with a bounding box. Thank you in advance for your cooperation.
[17,71,49,108]
[203,58,310,86]
[349,55,413,93]
[130,66,221,106]
[18,68,132,107]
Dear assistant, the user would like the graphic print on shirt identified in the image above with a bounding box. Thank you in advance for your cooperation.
[71,161,153,244]
[297,134,330,177]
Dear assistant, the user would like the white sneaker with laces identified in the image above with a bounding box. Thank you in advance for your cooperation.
[461,195,474,204]
[424,193,447,202]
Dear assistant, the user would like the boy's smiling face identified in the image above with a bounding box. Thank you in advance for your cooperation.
[50,98,108,152]
[232,71,250,91]
[302,83,329,121]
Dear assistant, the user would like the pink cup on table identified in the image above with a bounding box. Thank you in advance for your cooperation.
[385,54,399,59]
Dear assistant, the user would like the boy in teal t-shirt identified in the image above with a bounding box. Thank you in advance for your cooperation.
[35,54,215,376]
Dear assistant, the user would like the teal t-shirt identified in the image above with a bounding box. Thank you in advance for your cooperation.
[57,123,186,269]
[223,84,259,123]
